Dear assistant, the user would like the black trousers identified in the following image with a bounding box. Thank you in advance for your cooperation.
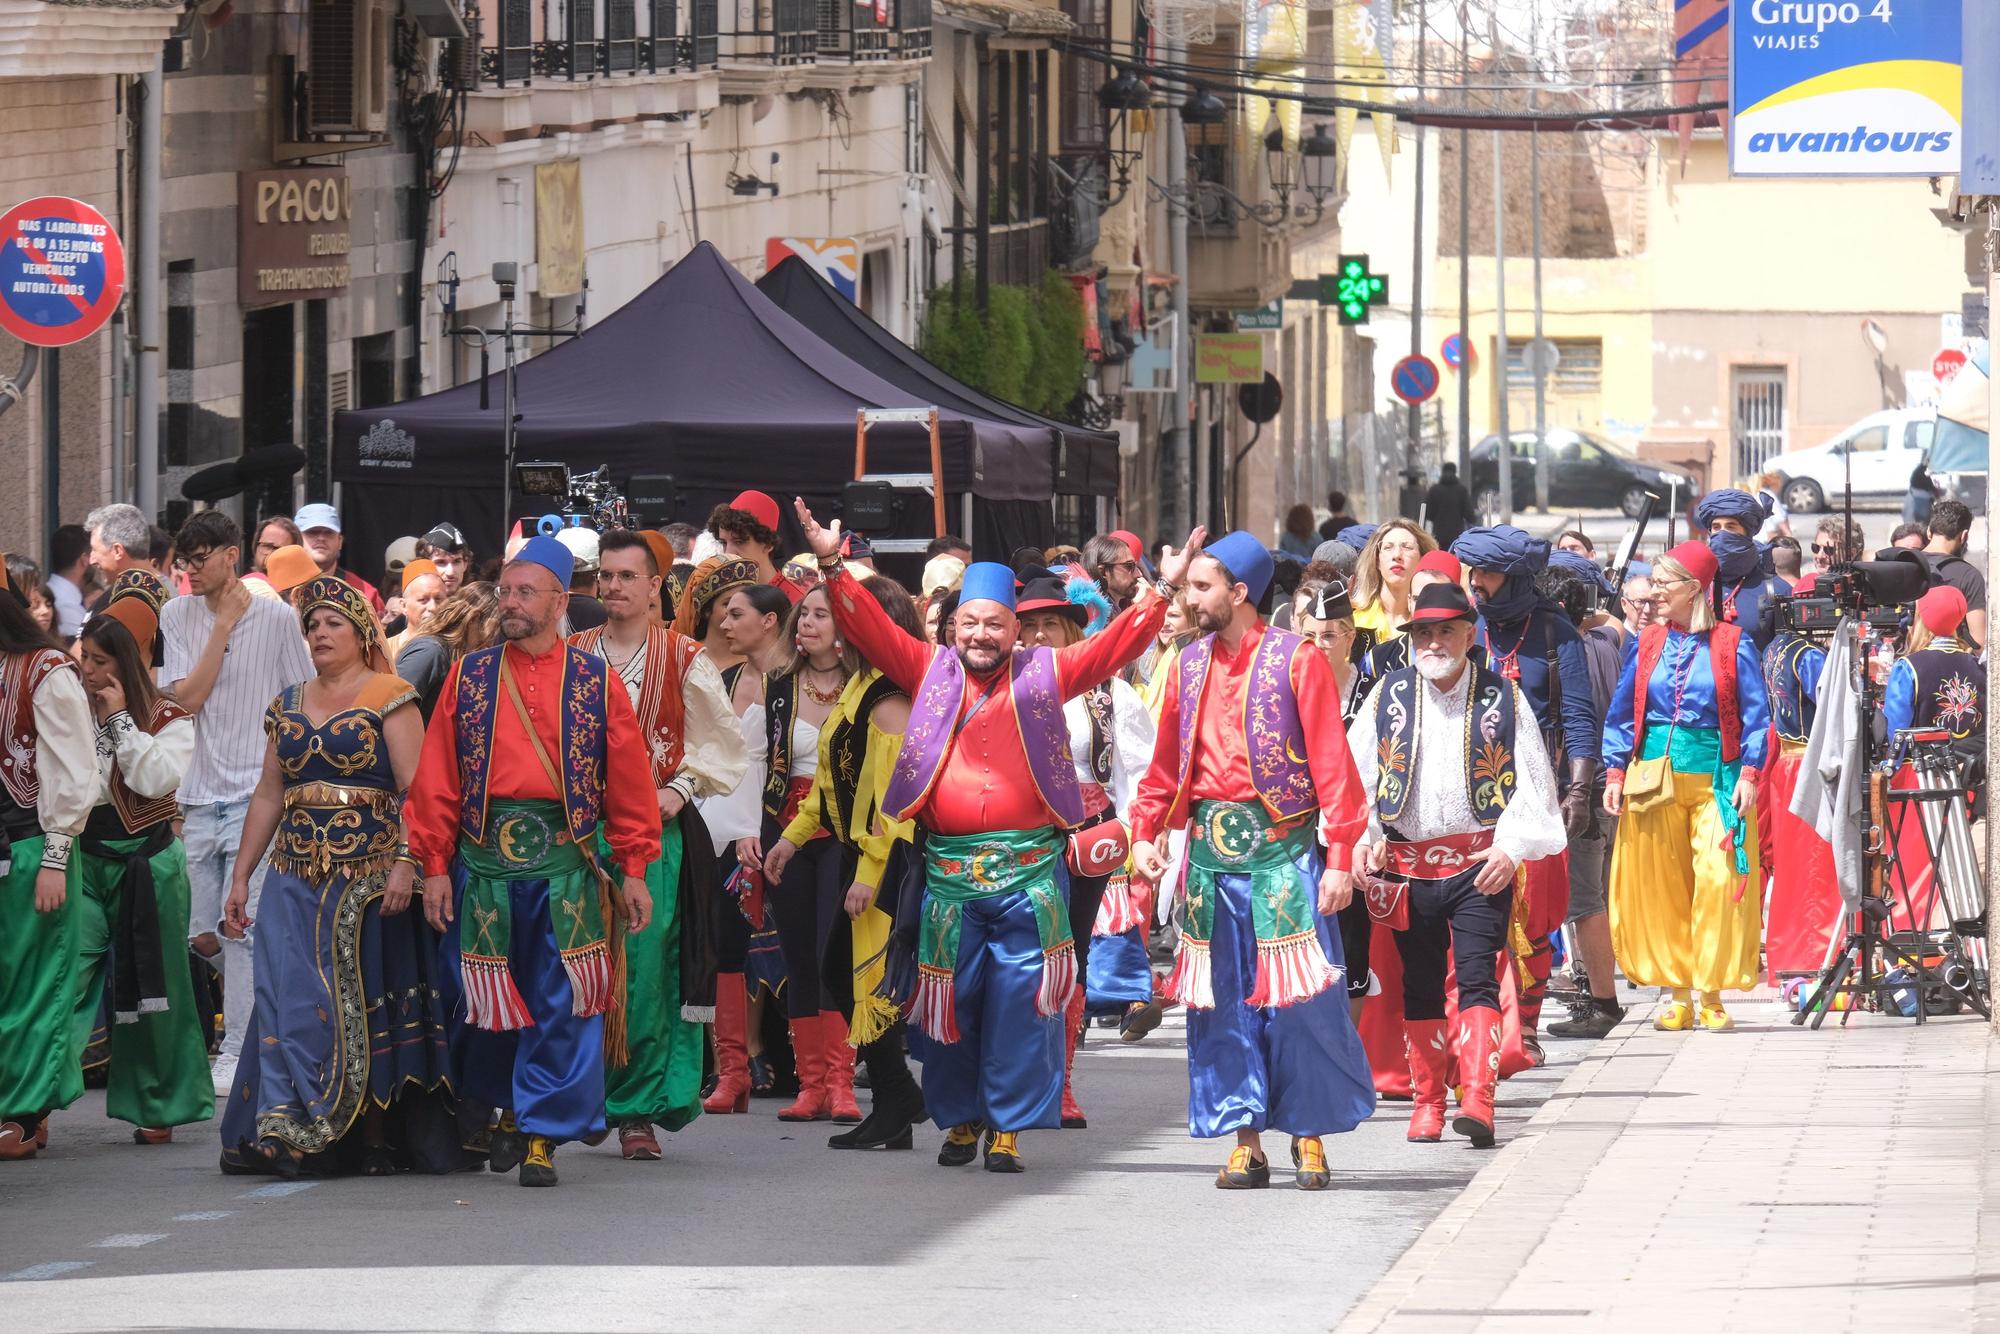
[715,851,752,972]
[1336,894,1373,999]
[1392,867,1514,1022]
[768,836,845,1019]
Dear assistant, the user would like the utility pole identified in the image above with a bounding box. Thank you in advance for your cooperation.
[1163,33,1193,539]
[1530,123,1550,511]
[1407,0,1428,475]
[1492,127,1512,523]
[1454,2,1471,480]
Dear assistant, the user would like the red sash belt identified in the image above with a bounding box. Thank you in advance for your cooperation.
[1384,830,1494,879]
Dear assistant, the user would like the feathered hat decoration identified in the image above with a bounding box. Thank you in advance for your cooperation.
[1061,565,1115,637]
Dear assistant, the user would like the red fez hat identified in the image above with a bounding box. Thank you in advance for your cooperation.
[1665,540,1719,590]
[1416,550,1463,582]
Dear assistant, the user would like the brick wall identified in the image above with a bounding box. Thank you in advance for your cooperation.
[0,75,120,564]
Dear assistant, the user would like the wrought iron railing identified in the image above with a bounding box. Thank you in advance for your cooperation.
[478,0,718,84]
[722,0,817,64]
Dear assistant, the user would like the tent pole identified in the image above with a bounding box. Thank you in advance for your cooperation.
[854,410,867,479]
[928,409,945,534]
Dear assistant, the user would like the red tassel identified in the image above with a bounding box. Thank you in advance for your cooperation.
[463,956,535,1032]
[1247,932,1341,1009]
[562,942,612,1018]
[913,965,960,1043]
[1036,942,1077,1018]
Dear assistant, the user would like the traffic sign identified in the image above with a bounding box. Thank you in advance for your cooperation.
[1524,337,1562,378]
[1391,355,1441,405]
[1441,332,1473,370]
[1933,347,1968,385]
[0,196,125,348]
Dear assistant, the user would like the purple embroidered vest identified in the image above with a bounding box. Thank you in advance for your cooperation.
[882,645,1087,829]
[1169,628,1317,823]
[453,643,610,843]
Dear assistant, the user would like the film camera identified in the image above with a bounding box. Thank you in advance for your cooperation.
[1764,548,1932,641]
[516,462,635,533]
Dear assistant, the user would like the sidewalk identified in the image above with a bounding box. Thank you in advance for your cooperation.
[1337,997,2000,1334]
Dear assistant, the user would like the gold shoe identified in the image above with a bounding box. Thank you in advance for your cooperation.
[983,1131,1024,1173]
[518,1136,557,1187]
[937,1123,981,1167]
[1697,1005,1735,1032]
[1653,1002,1694,1031]
[1292,1136,1331,1191]
[1215,1145,1271,1190]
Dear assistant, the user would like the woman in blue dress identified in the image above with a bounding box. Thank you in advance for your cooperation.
[218,577,455,1176]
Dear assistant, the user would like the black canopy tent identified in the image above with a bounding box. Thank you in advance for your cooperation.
[330,242,1078,581]
[754,255,1121,508]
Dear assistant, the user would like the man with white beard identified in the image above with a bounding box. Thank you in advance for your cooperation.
[1346,583,1565,1149]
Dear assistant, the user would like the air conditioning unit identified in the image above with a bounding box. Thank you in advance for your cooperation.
[307,0,391,136]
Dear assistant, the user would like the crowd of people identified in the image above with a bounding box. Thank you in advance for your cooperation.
[0,477,1983,1190]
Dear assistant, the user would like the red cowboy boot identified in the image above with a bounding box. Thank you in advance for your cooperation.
[1404,1018,1450,1142]
[702,974,751,1114]
[821,1011,862,1123]
[1059,989,1088,1128]
[1452,1005,1503,1148]
[777,1014,830,1122]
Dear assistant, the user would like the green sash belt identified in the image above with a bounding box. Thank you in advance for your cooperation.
[455,800,610,1032]
[1166,800,1343,1012]
[1639,726,1750,879]
[911,828,1074,1043]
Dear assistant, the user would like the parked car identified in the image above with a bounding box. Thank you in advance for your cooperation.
[1469,428,1695,520]
[1769,409,1935,513]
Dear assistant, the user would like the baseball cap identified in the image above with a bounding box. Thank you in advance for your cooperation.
[384,535,419,574]
[294,503,341,534]
[555,526,600,573]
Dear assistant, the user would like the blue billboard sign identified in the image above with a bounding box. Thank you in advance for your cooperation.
[1730,0,1962,177]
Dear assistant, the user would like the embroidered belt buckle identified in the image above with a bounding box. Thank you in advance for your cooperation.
[1194,801,1271,869]
[488,809,569,868]
[1385,831,1493,879]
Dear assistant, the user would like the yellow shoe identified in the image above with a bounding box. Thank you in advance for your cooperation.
[1292,1136,1331,1191]
[937,1122,981,1167]
[1653,1002,1694,1031]
[518,1135,557,1187]
[1216,1145,1271,1190]
[983,1131,1024,1173]
[1697,1004,1735,1032]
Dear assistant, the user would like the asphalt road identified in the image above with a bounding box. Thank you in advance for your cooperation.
[0,1011,1571,1333]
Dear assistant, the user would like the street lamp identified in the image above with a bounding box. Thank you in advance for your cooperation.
[1263,116,1291,205]
[1300,122,1337,205]
[1095,70,1154,204]
[1181,87,1229,126]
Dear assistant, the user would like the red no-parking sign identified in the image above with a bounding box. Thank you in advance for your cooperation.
[0,196,126,348]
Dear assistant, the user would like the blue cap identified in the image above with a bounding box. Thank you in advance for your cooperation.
[294,502,341,533]
[512,534,574,589]
[958,560,1018,612]
[1204,530,1275,605]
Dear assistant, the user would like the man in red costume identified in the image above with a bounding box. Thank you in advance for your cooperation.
[404,535,660,1187]
[793,497,1201,1172]
[1129,530,1377,1192]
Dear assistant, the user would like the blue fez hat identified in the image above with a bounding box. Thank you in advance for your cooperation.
[513,534,574,589]
[1205,530,1274,604]
[958,560,1018,611]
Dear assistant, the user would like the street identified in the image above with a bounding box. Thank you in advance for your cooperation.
[0,1013,1567,1333]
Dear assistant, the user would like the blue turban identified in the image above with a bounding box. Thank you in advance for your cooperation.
[1337,523,1378,550]
[959,561,1018,611]
[1693,487,1768,534]
[1451,525,1550,624]
[1205,530,1275,605]
[1548,548,1616,600]
[511,534,574,589]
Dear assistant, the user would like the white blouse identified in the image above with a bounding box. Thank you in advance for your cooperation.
[94,710,194,806]
[1063,677,1156,817]
[696,702,767,855]
[28,665,98,869]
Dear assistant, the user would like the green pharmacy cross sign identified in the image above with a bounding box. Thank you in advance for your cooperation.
[1322,255,1389,325]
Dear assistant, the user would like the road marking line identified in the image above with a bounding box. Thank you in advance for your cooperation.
[173,1211,235,1221]
[239,1181,319,1199]
[93,1234,168,1248]
[3,1261,94,1282]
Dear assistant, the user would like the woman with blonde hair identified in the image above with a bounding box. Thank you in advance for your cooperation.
[1349,520,1437,648]
[1601,541,1768,1033]
[394,581,500,721]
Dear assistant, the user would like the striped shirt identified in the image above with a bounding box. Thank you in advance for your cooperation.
[162,592,315,804]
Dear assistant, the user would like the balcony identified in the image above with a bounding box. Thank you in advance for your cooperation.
[480,0,718,85]
[812,0,930,60]
[0,0,186,77]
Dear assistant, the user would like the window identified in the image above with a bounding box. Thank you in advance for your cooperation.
[1504,337,1603,395]
[1846,426,1888,454]
[1907,419,1936,452]
[1060,0,1109,153]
